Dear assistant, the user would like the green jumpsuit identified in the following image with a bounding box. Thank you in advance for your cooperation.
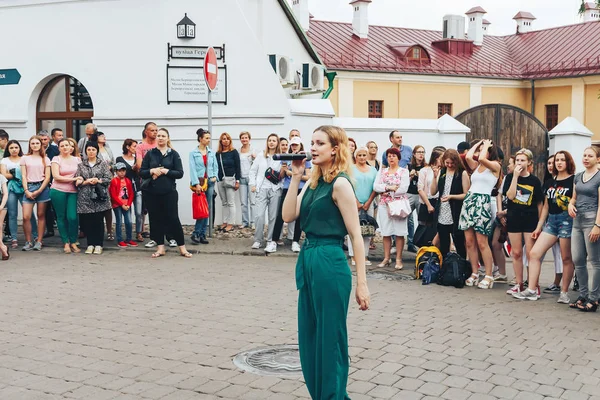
[296,173,352,400]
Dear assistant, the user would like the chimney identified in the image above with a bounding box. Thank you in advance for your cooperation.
[442,15,465,39]
[350,0,371,39]
[292,0,310,32]
[465,6,486,46]
[482,19,491,35]
[583,2,600,22]
[513,11,536,34]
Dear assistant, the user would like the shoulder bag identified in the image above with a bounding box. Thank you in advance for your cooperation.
[218,153,237,189]
[388,194,411,218]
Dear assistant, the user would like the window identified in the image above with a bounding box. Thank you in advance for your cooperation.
[368,100,383,118]
[410,48,421,59]
[546,105,559,130]
[438,103,452,118]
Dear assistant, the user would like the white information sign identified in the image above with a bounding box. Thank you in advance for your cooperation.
[167,66,227,104]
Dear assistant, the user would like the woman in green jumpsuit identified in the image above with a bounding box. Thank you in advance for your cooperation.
[282,125,371,400]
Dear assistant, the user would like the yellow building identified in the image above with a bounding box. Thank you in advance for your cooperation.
[300,3,600,141]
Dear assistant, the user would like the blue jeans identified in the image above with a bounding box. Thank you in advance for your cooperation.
[193,182,215,237]
[113,206,132,242]
[239,177,256,227]
[7,190,37,242]
[572,211,600,301]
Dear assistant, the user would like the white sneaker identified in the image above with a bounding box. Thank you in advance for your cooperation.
[557,292,570,304]
[145,240,157,248]
[265,241,277,253]
[85,245,94,254]
[365,259,372,266]
[169,239,177,247]
[93,246,103,255]
[291,241,301,253]
[251,241,261,249]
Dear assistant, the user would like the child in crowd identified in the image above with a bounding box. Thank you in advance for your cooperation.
[109,162,136,248]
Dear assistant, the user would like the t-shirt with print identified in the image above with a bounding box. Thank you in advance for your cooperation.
[502,173,544,216]
[543,175,574,215]
[136,141,157,163]
[407,165,423,195]
[51,156,82,193]
[20,155,51,182]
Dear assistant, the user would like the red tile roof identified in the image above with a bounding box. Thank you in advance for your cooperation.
[307,19,600,79]
[482,19,491,25]
[513,11,536,20]
[466,6,487,15]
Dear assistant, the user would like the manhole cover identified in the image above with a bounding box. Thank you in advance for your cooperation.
[366,271,415,281]
[233,345,302,377]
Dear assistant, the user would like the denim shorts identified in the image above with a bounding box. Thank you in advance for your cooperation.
[22,182,51,204]
[543,211,573,239]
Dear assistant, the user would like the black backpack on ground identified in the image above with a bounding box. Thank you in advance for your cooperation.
[438,252,471,288]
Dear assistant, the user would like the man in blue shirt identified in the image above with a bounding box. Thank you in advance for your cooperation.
[382,130,412,169]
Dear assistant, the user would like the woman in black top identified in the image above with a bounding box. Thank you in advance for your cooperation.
[216,132,241,232]
[407,145,426,251]
[140,128,191,258]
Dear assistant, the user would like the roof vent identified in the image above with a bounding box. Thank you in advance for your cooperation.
[442,15,465,39]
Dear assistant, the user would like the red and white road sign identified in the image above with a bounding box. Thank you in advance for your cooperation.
[204,47,218,92]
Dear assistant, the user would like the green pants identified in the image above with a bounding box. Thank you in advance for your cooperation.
[50,189,79,244]
[296,237,352,400]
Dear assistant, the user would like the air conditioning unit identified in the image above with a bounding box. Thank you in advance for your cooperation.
[301,63,325,90]
[268,54,294,85]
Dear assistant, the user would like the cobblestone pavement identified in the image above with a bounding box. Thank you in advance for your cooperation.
[0,251,598,400]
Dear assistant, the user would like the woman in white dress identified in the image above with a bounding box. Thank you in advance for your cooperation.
[374,147,410,269]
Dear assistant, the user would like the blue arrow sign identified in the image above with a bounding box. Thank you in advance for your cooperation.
[0,69,21,85]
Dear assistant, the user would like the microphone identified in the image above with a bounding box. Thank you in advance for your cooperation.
[273,153,312,161]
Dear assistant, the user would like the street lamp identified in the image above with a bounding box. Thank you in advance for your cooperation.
[177,13,196,39]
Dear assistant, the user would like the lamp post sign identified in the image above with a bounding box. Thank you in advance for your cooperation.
[204,47,218,237]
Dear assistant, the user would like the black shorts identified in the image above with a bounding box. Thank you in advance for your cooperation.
[506,212,538,233]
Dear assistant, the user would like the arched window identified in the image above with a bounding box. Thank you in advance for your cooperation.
[37,75,94,141]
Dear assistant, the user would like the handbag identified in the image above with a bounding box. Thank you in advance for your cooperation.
[359,209,377,237]
[140,177,152,191]
[192,192,209,220]
[190,177,208,192]
[388,195,411,218]
[218,153,237,189]
[264,167,281,185]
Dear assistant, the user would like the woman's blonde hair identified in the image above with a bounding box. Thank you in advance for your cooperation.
[309,125,351,189]
[67,138,80,157]
[515,148,534,165]
[239,131,251,140]
[158,128,173,149]
[263,133,280,157]
[218,132,234,153]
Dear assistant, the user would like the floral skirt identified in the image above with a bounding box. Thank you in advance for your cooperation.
[458,192,493,236]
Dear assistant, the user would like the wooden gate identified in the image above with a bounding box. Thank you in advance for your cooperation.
[455,104,549,180]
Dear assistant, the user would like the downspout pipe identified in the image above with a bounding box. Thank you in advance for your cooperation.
[322,71,337,99]
[530,79,535,115]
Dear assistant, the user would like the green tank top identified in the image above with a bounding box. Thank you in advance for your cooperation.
[300,173,349,240]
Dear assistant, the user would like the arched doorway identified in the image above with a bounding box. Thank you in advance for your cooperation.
[36,75,93,141]
[455,104,549,180]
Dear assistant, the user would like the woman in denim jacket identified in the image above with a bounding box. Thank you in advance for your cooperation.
[189,129,218,244]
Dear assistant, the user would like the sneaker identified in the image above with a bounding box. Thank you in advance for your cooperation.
[557,292,570,304]
[251,241,261,249]
[513,288,539,301]
[85,245,94,254]
[494,274,508,283]
[199,236,209,244]
[291,241,301,253]
[365,260,372,266]
[169,239,177,247]
[117,241,128,248]
[544,283,561,294]
[506,284,523,295]
[32,241,42,251]
[407,244,419,253]
[93,246,103,255]
[145,240,157,248]
[22,241,33,251]
[191,234,200,244]
[265,241,277,253]
[127,240,138,247]
[503,242,511,257]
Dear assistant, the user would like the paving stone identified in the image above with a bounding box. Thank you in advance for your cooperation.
[441,387,472,400]
[418,382,449,397]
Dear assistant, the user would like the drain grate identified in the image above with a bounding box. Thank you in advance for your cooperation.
[366,271,415,281]
[233,345,302,377]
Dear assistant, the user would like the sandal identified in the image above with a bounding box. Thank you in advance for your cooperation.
[180,252,193,258]
[569,296,587,309]
[107,233,115,241]
[71,244,81,253]
[136,233,144,242]
[1,246,9,261]
[466,273,479,287]
[579,300,598,312]
[478,275,494,289]
[151,252,166,258]
[63,244,72,254]
[377,259,391,268]
[395,263,403,270]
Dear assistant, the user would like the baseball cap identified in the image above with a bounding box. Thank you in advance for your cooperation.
[290,137,302,146]
[114,162,127,170]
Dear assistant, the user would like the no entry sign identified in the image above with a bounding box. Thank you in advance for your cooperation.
[204,47,218,91]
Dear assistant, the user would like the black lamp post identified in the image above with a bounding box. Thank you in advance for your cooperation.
[177,13,196,39]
